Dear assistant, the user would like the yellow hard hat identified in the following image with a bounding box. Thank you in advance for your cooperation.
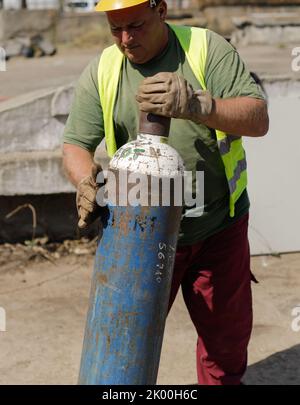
[95,0,157,12]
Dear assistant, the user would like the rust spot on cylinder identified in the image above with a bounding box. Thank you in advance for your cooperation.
[98,274,108,284]
[150,216,156,232]
[134,215,147,232]
[106,334,111,350]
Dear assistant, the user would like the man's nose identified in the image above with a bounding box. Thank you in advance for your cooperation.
[121,29,134,45]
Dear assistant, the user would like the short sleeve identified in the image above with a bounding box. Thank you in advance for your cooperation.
[63,55,105,152]
[205,31,265,100]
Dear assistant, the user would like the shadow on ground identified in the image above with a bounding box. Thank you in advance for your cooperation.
[244,344,300,385]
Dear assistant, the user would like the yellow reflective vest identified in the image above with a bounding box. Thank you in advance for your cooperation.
[97,24,247,217]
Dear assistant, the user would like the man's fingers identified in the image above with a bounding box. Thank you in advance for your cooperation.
[91,163,102,184]
[78,217,87,229]
[138,101,171,116]
[137,82,168,94]
[142,73,170,85]
[138,101,161,112]
[137,72,176,93]
[78,206,89,228]
[80,186,97,204]
[78,206,101,229]
[78,206,94,228]
[76,166,104,229]
[79,194,98,213]
[136,93,167,104]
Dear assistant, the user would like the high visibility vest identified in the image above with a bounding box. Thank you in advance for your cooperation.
[97,24,247,217]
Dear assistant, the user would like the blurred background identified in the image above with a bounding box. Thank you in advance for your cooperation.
[0,0,300,385]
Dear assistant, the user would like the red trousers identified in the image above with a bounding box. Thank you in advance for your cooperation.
[169,214,253,385]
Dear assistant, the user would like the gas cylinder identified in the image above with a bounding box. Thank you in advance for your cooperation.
[78,112,185,385]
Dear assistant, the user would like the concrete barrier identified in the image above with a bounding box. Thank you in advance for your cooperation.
[0,86,74,154]
[0,85,75,196]
[232,12,300,46]
[244,76,300,255]
[0,10,58,43]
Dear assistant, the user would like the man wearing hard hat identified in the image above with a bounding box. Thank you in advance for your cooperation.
[63,0,269,385]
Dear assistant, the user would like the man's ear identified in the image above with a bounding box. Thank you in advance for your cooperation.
[158,1,167,20]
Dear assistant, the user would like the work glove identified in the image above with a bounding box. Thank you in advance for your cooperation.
[136,72,213,124]
[76,163,105,229]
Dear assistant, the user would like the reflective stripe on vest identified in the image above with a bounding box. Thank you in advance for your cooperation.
[97,24,247,217]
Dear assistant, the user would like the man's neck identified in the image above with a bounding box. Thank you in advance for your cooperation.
[156,23,169,57]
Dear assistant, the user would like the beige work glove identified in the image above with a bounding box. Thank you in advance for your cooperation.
[136,72,213,124]
[76,163,104,229]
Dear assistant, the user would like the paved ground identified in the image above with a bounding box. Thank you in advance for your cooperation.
[0,46,100,100]
[0,249,299,385]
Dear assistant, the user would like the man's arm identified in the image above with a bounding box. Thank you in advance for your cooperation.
[136,73,269,138]
[63,143,94,187]
[61,55,105,227]
[202,97,269,137]
[62,55,104,187]
[63,143,105,228]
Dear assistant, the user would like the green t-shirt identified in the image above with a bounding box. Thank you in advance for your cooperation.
[63,26,264,245]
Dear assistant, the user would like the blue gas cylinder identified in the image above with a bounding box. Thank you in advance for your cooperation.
[78,113,185,385]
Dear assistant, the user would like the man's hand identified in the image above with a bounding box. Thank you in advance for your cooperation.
[136,72,213,124]
[76,163,104,229]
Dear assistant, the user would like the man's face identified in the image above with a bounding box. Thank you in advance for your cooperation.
[106,2,167,64]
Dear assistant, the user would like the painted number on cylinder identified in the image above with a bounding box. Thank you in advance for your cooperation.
[155,243,175,283]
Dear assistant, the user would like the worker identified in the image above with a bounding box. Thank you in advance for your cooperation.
[62,0,269,385]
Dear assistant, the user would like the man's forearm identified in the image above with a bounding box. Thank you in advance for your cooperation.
[201,97,269,137]
[63,143,94,187]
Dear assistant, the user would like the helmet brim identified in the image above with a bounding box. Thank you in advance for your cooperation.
[95,0,149,12]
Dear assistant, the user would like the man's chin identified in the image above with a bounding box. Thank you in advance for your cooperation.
[120,47,148,64]
[125,52,150,65]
